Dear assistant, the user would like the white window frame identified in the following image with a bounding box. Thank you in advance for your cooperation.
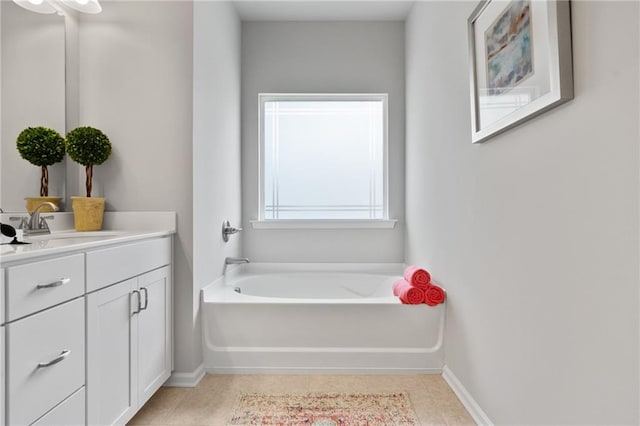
[253,93,396,229]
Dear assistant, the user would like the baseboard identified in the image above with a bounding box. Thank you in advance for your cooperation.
[442,365,493,425]
[206,366,443,374]
[164,363,206,387]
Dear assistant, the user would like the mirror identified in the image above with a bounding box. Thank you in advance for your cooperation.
[1,1,66,212]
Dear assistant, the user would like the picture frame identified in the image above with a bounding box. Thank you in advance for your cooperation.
[468,0,573,143]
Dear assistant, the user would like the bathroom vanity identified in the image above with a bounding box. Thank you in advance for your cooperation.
[0,212,175,426]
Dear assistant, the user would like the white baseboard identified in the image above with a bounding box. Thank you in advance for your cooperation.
[164,363,206,387]
[442,365,493,426]
[206,366,442,374]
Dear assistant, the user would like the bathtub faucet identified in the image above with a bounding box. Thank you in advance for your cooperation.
[225,257,250,265]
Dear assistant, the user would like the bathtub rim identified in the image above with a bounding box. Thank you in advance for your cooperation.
[202,262,419,305]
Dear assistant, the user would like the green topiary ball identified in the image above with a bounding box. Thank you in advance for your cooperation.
[66,126,112,166]
[16,127,65,166]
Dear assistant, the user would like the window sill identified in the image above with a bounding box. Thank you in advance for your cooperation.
[250,219,397,230]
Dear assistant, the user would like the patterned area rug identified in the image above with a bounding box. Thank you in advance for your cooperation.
[228,392,418,425]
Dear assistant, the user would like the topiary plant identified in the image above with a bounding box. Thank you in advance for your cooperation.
[16,126,66,197]
[65,126,112,197]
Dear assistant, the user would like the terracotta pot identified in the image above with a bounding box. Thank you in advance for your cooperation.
[71,196,105,231]
[25,196,61,213]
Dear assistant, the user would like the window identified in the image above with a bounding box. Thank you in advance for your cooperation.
[258,94,388,223]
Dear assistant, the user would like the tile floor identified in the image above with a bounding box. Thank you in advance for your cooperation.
[128,374,474,425]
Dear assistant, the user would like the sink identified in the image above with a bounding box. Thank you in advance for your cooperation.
[26,231,126,242]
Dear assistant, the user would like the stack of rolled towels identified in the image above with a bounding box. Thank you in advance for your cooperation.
[393,265,446,306]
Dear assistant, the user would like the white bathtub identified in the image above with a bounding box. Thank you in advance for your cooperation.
[201,263,445,373]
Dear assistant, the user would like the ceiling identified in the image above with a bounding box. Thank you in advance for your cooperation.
[232,1,415,21]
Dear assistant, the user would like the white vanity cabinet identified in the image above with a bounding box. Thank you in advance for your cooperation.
[1,226,174,426]
[86,237,172,426]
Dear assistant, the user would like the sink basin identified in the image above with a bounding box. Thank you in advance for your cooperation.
[26,231,126,242]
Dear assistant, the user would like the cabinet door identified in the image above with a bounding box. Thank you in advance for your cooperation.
[137,266,172,406]
[87,278,139,426]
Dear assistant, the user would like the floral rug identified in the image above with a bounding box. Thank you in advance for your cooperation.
[228,392,418,425]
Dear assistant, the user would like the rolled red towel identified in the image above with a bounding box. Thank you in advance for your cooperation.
[394,280,425,304]
[403,265,431,290]
[424,283,446,306]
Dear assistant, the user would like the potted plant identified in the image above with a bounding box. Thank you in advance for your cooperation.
[16,126,66,213]
[65,126,112,231]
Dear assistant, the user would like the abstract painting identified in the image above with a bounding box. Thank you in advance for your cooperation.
[468,0,573,143]
[485,0,532,95]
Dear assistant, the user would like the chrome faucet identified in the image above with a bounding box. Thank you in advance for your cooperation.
[22,202,58,235]
[225,257,250,265]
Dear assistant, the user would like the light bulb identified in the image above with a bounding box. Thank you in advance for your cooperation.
[13,0,57,14]
[60,0,101,13]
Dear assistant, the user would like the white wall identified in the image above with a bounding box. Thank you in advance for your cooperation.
[78,2,195,373]
[241,21,405,262]
[193,0,242,371]
[1,2,66,212]
[405,1,639,424]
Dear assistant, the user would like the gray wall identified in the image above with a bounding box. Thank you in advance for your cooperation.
[241,21,405,262]
[78,1,195,373]
[192,1,242,372]
[405,1,639,423]
[1,2,66,212]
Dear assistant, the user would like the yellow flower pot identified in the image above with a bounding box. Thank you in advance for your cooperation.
[71,196,105,231]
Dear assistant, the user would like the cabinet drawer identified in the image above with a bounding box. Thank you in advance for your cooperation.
[32,387,85,426]
[6,254,85,322]
[87,237,171,292]
[7,298,85,426]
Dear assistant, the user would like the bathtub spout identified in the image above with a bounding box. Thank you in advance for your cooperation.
[225,257,250,265]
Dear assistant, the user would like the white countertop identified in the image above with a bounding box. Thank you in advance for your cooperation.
[0,212,176,265]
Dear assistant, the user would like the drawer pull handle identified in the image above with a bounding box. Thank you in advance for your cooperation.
[37,350,70,368]
[140,287,149,311]
[36,278,71,289]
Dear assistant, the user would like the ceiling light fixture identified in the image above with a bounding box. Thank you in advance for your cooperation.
[12,0,102,15]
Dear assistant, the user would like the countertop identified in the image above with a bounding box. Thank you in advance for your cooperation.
[0,211,176,265]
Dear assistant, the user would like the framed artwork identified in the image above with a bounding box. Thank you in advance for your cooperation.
[468,0,573,143]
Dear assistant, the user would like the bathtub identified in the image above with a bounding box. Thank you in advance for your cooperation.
[201,263,445,373]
